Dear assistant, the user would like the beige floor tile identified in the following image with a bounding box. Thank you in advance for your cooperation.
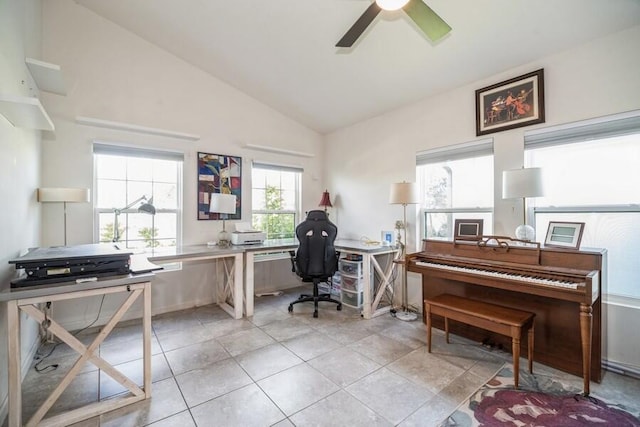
[289,389,392,427]
[257,364,339,416]
[280,330,342,361]
[216,327,275,357]
[308,347,381,388]
[164,338,229,375]
[234,343,303,381]
[191,383,285,426]
[346,367,434,425]
[175,357,252,408]
[349,333,414,365]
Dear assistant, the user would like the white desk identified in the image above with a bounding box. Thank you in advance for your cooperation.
[243,239,399,319]
[0,274,154,427]
[147,245,244,320]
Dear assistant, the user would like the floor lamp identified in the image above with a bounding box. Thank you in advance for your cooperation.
[36,187,90,342]
[502,167,544,241]
[389,181,420,321]
[37,187,91,246]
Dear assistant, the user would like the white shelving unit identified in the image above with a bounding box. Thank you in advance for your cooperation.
[0,58,64,131]
[25,58,66,95]
[338,257,367,309]
[0,94,54,131]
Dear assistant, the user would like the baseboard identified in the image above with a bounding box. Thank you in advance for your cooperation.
[602,359,640,379]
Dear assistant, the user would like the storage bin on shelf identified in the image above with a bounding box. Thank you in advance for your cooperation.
[341,288,363,308]
[339,259,363,276]
[337,257,369,309]
[317,272,341,296]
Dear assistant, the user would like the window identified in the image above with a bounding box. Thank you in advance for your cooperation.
[251,162,301,240]
[417,139,494,240]
[525,111,640,299]
[93,143,183,249]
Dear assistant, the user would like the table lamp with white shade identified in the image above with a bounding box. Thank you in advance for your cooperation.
[389,181,420,321]
[210,193,237,247]
[502,167,545,241]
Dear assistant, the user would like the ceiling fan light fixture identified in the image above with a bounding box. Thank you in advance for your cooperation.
[376,0,410,11]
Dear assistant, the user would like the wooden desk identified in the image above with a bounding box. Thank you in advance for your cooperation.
[0,274,154,427]
[243,239,399,319]
[147,245,244,320]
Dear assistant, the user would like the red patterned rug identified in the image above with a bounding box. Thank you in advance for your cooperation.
[440,364,640,426]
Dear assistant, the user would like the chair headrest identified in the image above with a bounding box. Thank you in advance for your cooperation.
[305,210,328,221]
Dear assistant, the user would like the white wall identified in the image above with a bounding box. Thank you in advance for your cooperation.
[325,25,640,371]
[37,0,321,327]
[0,0,45,420]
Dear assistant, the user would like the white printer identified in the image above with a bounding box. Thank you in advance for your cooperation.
[231,222,266,245]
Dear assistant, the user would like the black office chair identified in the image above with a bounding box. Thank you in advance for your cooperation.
[288,210,342,318]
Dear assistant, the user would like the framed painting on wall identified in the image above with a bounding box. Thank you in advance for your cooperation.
[197,152,242,220]
[475,69,545,136]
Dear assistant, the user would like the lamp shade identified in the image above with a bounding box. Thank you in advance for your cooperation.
[389,182,420,205]
[318,190,333,208]
[38,187,90,203]
[502,168,545,199]
[209,193,237,214]
[376,0,410,11]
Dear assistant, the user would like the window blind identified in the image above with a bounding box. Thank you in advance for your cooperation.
[524,110,640,150]
[93,141,184,162]
[416,138,493,165]
[252,161,303,173]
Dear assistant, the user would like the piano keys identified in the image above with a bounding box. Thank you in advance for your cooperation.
[407,237,606,395]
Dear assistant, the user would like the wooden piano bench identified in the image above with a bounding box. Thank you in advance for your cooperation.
[425,293,535,389]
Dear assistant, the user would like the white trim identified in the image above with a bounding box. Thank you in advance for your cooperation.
[603,294,640,310]
[77,116,200,141]
[602,360,640,379]
[525,109,640,137]
[244,143,314,158]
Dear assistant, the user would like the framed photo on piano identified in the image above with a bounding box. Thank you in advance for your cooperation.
[454,219,483,240]
[544,221,585,249]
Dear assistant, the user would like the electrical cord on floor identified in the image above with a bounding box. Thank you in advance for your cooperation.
[34,295,106,373]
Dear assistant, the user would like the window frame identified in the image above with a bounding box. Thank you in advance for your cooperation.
[417,139,494,241]
[251,161,302,240]
[524,110,640,299]
[93,142,184,249]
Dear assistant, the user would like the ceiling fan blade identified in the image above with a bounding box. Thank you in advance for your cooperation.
[403,0,451,41]
[336,2,382,48]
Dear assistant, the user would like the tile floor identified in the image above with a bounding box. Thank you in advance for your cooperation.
[7,287,640,427]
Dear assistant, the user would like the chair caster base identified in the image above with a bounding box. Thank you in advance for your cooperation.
[337,304,342,311]
[288,304,293,313]
[313,310,318,318]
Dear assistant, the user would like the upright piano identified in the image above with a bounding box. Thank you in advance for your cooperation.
[407,237,606,395]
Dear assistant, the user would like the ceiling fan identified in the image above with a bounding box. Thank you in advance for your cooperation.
[336,0,451,48]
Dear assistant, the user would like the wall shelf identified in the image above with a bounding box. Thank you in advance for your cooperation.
[25,58,66,95]
[75,116,200,141]
[243,143,314,158]
[0,94,55,131]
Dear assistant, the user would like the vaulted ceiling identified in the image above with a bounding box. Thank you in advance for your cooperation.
[75,0,640,134]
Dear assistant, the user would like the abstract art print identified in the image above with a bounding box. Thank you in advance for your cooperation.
[197,152,242,220]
